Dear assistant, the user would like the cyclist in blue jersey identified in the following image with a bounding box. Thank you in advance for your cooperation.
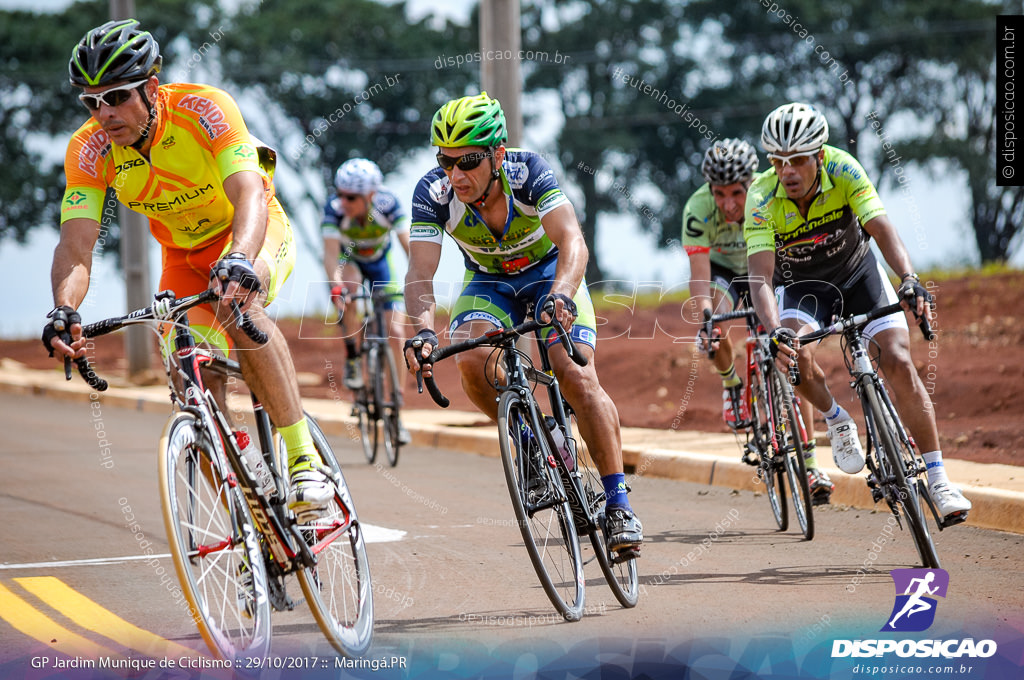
[402,93,642,553]
[745,103,970,524]
[322,158,411,443]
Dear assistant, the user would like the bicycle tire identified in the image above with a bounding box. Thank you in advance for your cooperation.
[771,369,814,540]
[750,360,787,530]
[496,391,585,621]
[365,348,382,463]
[159,411,272,660]
[863,386,940,568]
[375,345,401,467]
[569,414,639,608]
[295,415,375,656]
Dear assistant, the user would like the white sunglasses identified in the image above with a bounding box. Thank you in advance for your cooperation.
[78,80,147,111]
[767,149,820,167]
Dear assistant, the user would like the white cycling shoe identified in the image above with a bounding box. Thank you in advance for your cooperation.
[930,482,972,521]
[288,465,335,522]
[828,418,866,474]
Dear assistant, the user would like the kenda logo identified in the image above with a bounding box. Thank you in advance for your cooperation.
[882,568,948,632]
[831,638,997,659]
[831,568,997,660]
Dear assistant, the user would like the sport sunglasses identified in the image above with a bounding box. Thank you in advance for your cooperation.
[766,149,820,167]
[436,151,492,172]
[78,80,147,112]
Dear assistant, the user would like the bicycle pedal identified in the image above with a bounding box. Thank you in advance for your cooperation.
[811,492,832,507]
[611,547,640,564]
[940,510,968,529]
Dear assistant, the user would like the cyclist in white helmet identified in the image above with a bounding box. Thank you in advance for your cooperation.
[684,138,834,504]
[745,102,971,524]
[321,158,411,443]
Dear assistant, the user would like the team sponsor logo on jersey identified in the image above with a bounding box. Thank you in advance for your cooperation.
[460,311,502,327]
[504,161,528,189]
[428,175,451,203]
[411,225,442,239]
[77,128,111,178]
[179,94,230,139]
[115,158,147,174]
[160,135,176,149]
[127,182,216,213]
[535,191,566,214]
[64,190,88,207]
[574,327,597,346]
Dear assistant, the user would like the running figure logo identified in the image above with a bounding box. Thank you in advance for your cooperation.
[881,568,949,632]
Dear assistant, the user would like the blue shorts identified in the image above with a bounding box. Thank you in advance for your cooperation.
[449,254,597,350]
[343,246,402,311]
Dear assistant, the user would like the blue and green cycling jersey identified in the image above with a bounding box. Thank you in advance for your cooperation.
[321,186,409,264]
[409,149,570,275]
[744,145,887,287]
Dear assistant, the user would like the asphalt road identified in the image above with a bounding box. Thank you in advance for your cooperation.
[0,392,1021,679]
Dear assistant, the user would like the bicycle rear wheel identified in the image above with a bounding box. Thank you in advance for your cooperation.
[353,397,375,464]
[373,344,402,467]
[750,362,787,530]
[497,391,585,621]
[570,416,639,608]
[863,386,940,568]
[159,411,272,660]
[294,416,375,656]
[771,369,814,540]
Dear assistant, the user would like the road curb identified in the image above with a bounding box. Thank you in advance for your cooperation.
[3,362,1021,535]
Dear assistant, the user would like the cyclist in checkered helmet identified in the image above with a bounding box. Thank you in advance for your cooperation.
[402,92,642,553]
[745,102,971,524]
[45,19,335,519]
[321,158,411,443]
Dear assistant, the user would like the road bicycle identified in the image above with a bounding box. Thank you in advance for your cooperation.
[798,300,951,568]
[342,286,404,467]
[413,304,639,621]
[67,289,373,659]
[704,308,815,540]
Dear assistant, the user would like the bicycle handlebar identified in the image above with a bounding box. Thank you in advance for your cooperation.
[799,299,936,344]
[702,308,757,360]
[417,308,587,409]
[73,289,268,392]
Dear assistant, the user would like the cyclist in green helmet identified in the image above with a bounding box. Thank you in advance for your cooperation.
[403,93,643,554]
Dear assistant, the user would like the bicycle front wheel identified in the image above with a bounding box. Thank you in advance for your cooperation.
[294,415,374,656]
[751,361,787,530]
[159,411,272,660]
[863,386,940,568]
[496,391,585,621]
[571,417,639,608]
[771,369,814,540]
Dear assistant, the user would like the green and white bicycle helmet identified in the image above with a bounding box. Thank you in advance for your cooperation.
[431,92,507,148]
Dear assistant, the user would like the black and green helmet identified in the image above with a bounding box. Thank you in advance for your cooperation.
[431,92,507,148]
[69,19,162,88]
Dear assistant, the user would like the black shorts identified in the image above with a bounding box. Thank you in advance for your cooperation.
[776,251,907,338]
[709,262,751,312]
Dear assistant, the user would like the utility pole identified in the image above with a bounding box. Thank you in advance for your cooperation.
[111,0,154,382]
[479,0,523,146]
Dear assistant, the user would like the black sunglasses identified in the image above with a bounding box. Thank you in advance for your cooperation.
[78,80,146,112]
[436,151,492,172]
[338,192,362,201]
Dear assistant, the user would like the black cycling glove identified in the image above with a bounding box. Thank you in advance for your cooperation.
[42,305,81,357]
[210,253,261,294]
[403,329,439,368]
[768,327,798,359]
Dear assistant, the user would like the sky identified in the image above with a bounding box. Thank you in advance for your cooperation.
[0,0,1012,339]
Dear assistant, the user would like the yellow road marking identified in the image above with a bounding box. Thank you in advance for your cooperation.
[0,580,121,659]
[14,577,205,660]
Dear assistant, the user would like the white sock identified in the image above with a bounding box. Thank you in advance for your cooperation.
[922,451,950,487]
[821,399,850,426]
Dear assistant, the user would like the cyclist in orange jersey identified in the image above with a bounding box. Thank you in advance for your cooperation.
[42,19,333,520]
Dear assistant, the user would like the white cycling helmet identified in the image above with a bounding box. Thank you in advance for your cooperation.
[334,158,383,195]
[701,138,759,186]
[760,103,829,155]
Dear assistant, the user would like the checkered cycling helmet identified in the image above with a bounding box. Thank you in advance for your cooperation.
[760,103,829,154]
[69,19,162,87]
[431,92,507,148]
[334,158,383,195]
[701,139,759,185]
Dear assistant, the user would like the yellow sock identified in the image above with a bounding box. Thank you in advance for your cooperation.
[718,362,741,388]
[278,418,320,472]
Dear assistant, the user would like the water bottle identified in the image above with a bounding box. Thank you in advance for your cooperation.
[235,430,276,498]
[544,417,576,472]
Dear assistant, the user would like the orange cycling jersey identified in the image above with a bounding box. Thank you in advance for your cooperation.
[60,82,277,249]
